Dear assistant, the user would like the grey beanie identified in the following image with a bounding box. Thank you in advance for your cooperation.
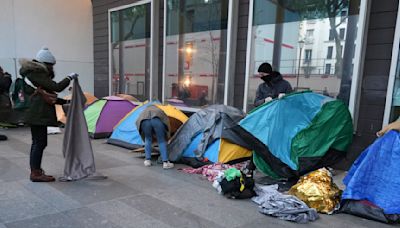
[35,47,56,64]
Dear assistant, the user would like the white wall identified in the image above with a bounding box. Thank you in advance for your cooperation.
[0,0,94,97]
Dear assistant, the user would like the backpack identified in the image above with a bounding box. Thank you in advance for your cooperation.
[12,77,31,110]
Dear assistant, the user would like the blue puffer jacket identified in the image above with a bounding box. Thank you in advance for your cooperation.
[254,71,293,107]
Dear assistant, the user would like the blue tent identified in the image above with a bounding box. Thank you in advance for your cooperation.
[107,102,154,149]
[182,133,222,163]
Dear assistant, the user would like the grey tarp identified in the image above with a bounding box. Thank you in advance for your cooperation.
[62,79,95,180]
[168,104,248,162]
[252,184,319,223]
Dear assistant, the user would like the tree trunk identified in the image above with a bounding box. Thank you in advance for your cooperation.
[329,17,343,78]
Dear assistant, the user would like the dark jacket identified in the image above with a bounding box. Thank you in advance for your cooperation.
[254,71,293,107]
[0,72,12,94]
[136,105,171,140]
[19,59,71,126]
[0,72,12,122]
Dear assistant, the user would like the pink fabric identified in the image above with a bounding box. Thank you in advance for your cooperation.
[180,162,247,182]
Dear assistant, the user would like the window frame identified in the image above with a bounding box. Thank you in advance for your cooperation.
[383,3,400,126]
[161,0,239,111]
[243,0,372,127]
[107,0,158,100]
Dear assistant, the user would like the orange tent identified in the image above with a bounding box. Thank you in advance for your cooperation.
[56,92,98,124]
[116,94,139,102]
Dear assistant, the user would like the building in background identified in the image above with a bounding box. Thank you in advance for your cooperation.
[0,0,94,97]
[90,0,399,169]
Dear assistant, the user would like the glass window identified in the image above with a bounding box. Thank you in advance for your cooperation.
[327,46,333,59]
[306,29,314,38]
[110,3,151,101]
[325,63,331,75]
[164,0,229,108]
[246,0,361,111]
[389,50,400,122]
[304,49,312,63]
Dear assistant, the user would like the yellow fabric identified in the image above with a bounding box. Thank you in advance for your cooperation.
[155,104,188,124]
[56,92,98,124]
[218,139,252,163]
[288,168,342,214]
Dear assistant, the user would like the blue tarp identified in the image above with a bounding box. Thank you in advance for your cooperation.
[342,130,400,214]
[240,92,332,170]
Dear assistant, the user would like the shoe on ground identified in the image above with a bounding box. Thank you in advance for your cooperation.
[30,169,55,182]
[0,134,7,141]
[144,160,152,167]
[163,161,174,169]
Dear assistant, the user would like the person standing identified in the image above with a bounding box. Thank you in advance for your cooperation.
[0,66,12,141]
[136,105,174,169]
[254,62,293,107]
[19,47,78,182]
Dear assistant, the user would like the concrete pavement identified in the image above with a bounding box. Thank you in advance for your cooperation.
[0,127,393,228]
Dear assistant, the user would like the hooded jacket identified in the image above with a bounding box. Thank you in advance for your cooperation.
[19,59,71,126]
[254,71,293,107]
[136,105,171,140]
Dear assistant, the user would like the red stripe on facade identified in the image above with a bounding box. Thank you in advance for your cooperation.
[263,38,294,49]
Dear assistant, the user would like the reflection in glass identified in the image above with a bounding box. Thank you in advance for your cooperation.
[247,0,360,111]
[389,50,400,122]
[164,0,229,108]
[110,3,151,101]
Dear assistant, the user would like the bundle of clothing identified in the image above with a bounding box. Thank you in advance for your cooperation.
[213,168,256,199]
[180,162,247,182]
[252,184,319,223]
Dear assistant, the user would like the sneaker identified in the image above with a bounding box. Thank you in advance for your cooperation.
[163,161,174,169]
[144,160,152,167]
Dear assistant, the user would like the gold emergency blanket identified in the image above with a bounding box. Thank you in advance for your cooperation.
[288,168,342,214]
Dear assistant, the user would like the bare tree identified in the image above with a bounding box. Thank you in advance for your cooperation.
[282,0,350,77]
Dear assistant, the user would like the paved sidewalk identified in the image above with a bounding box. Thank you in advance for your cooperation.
[0,128,392,228]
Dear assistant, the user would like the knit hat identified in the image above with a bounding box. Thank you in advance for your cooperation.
[35,47,56,64]
[257,62,272,74]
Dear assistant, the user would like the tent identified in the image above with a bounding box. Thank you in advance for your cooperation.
[56,92,97,124]
[116,94,139,102]
[107,102,188,149]
[85,96,137,138]
[168,105,252,167]
[240,91,353,179]
[340,130,400,223]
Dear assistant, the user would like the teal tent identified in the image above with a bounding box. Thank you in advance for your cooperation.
[240,91,353,179]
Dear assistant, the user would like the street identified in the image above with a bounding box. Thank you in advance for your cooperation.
[0,127,393,228]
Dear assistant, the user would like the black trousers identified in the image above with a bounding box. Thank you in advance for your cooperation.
[30,125,48,170]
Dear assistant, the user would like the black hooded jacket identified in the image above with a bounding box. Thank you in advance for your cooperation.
[254,71,292,107]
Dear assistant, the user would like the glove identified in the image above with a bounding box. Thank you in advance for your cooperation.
[67,73,79,80]
[264,97,273,103]
[278,93,286,99]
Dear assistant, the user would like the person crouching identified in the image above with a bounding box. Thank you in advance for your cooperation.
[136,105,174,169]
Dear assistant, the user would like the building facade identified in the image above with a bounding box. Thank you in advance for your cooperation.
[0,0,94,97]
[92,0,400,169]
